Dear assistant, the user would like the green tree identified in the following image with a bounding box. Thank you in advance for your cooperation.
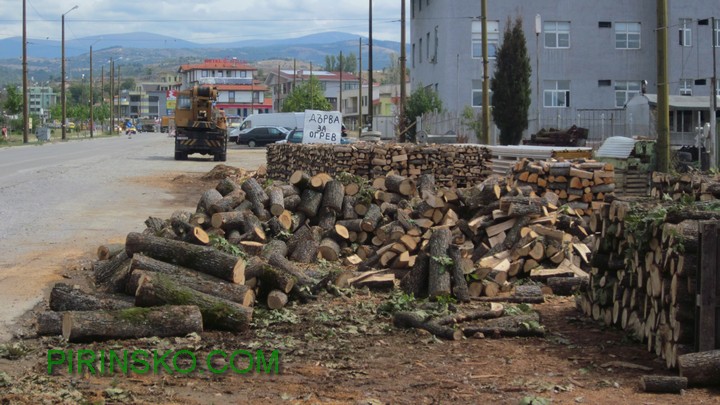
[324,53,358,73]
[491,16,532,145]
[3,85,23,115]
[402,84,443,142]
[281,77,332,112]
[120,78,135,91]
[381,53,407,85]
[461,106,482,142]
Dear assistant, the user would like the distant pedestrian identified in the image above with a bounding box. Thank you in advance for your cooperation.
[1,126,7,140]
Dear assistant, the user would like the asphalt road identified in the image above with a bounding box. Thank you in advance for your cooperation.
[0,133,266,341]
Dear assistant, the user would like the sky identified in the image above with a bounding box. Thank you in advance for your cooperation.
[0,0,404,45]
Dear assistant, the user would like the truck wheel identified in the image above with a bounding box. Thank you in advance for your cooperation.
[174,152,186,160]
[248,140,257,148]
[214,153,227,162]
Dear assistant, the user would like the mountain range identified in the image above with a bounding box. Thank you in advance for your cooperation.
[0,31,403,85]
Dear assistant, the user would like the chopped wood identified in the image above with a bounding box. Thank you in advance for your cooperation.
[393,311,463,340]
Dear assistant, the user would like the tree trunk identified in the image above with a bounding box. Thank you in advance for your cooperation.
[678,350,720,386]
[127,259,255,307]
[94,251,132,293]
[125,232,245,284]
[135,274,252,332]
[63,305,203,343]
[393,311,463,340]
[317,207,337,232]
[50,283,132,311]
[448,246,470,302]
[639,375,688,393]
[428,227,452,299]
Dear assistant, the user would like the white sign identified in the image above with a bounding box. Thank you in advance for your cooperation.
[302,110,342,144]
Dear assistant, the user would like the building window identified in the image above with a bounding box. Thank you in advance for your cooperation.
[716,80,720,96]
[471,80,491,107]
[679,79,693,96]
[426,32,430,61]
[201,70,208,77]
[228,91,235,102]
[679,18,692,47]
[615,80,641,107]
[411,0,414,18]
[615,22,641,49]
[419,38,423,63]
[544,21,570,48]
[715,19,720,47]
[412,43,416,68]
[471,20,499,59]
[544,80,570,108]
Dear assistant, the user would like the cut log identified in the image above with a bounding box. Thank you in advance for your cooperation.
[267,186,285,216]
[93,251,132,293]
[310,172,333,190]
[62,305,203,343]
[215,178,240,196]
[196,189,223,215]
[547,277,588,296]
[298,188,323,218]
[361,204,383,232]
[435,304,505,325]
[267,290,289,309]
[448,246,470,303]
[240,177,269,206]
[37,312,63,336]
[170,217,210,245]
[472,284,544,304]
[678,350,720,386]
[128,254,255,306]
[283,194,301,212]
[125,232,245,284]
[211,210,246,231]
[393,311,463,340]
[50,283,132,311]
[321,180,345,213]
[209,189,246,215]
[96,243,125,261]
[318,237,342,262]
[289,238,320,263]
[461,312,545,338]
[261,239,288,259]
[289,170,311,188]
[267,252,314,287]
[400,250,429,298]
[135,274,252,332]
[639,375,688,393]
[427,227,452,299]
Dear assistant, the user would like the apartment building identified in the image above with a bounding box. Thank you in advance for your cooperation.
[264,69,360,112]
[28,86,57,117]
[411,0,720,141]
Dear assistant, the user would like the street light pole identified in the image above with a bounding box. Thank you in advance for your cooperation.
[90,44,94,138]
[61,5,78,141]
[535,14,542,135]
[22,0,28,143]
[367,0,373,131]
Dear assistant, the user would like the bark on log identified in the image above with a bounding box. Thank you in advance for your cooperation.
[62,305,203,343]
[196,189,223,215]
[144,216,167,236]
[268,186,285,216]
[240,177,269,206]
[211,210,246,231]
[50,283,132,311]
[639,375,688,393]
[678,350,720,386]
[319,238,341,262]
[462,312,545,338]
[317,207,337,232]
[321,180,345,213]
[125,232,245,284]
[170,218,210,245]
[261,239,288,259]
[435,304,505,325]
[135,274,252,332]
[289,170,311,188]
[417,174,436,199]
[258,264,296,294]
[94,251,132,293]
[209,189,246,215]
[127,257,255,306]
[342,195,359,219]
[393,311,463,340]
[37,311,62,336]
[267,252,314,287]
[428,227,452,299]
[267,290,289,310]
[215,178,240,196]
[289,238,320,263]
[279,184,300,197]
[448,246,470,303]
[298,188,323,218]
[361,204,383,232]
[548,277,589,296]
[284,195,301,212]
[472,284,545,304]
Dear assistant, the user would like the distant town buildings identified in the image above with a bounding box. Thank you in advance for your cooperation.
[264,69,360,112]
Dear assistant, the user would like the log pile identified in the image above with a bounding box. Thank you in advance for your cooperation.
[266,142,492,188]
[578,199,701,368]
[509,158,615,217]
[651,172,720,202]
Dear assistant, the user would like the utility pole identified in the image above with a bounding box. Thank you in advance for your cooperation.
[480,0,490,144]
[712,17,718,168]
[339,51,343,113]
[109,58,114,134]
[400,0,407,141]
[359,38,363,129]
[22,0,28,143]
[89,45,94,138]
[101,65,104,132]
[656,0,670,172]
[367,0,374,131]
[117,64,121,120]
[277,64,281,111]
[61,5,78,141]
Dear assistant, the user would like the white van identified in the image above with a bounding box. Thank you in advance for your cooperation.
[239,112,305,132]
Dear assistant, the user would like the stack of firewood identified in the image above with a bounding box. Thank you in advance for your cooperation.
[266,143,492,189]
[509,158,615,217]
[578,199,700,368]
[650,172,720,201]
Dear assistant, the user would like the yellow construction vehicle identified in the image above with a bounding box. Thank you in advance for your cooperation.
[173,86,227,161]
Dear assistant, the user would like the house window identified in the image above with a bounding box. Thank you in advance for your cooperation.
[419,38,423,63]
[201,70,208,78]
[471,20,499,59]
[471,80,491,107]
[544,21,570,48]
[716,80,720,96]
[715,19,720,47]
[426,32,430,61]
[679,79,693,96]
[679,18,692,47]
[544,80,570,108]
[615,80,641,107]
[412,43,416,68]
[615,22,641,49]
[228,91,235,103]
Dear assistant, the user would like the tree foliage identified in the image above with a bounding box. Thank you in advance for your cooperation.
[281,76,332,112]
[402,84,443,142]
[490,16,532,145]
[3,86,23,115]
[381,53,407,85]
[324,53,358,74]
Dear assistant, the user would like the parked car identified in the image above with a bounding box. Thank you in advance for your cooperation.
[236,126,289,147]
[276,128,354,145]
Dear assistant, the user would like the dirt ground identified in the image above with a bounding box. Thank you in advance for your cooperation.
[1,171,718,405]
